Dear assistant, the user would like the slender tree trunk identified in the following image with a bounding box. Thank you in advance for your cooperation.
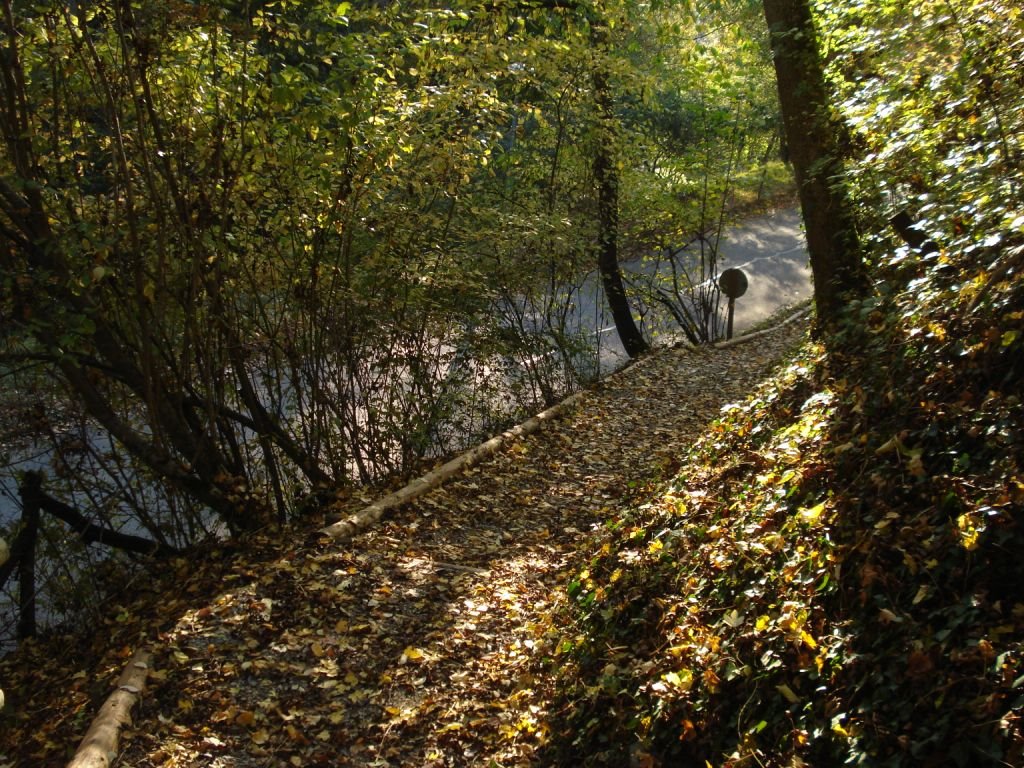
[591,23,648,359]
[762,0,867,328]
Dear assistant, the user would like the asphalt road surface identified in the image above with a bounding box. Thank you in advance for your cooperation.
[590,206,812,370]
[708,206,812,330]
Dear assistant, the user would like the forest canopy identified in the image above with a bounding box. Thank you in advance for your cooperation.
[0,0,785,631]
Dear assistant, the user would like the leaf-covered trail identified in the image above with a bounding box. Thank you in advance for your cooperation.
[120,318,807,768]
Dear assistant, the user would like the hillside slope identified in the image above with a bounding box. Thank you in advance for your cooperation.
[535,286,1023,765]
[533,228,1024,766]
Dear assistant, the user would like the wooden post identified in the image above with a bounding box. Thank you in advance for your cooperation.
[15,472,43,639]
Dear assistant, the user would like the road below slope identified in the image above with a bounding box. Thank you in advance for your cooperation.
[588,206,811,370]
[712,206,811,329]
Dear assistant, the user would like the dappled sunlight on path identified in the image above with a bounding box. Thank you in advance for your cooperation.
[118,318,808,767]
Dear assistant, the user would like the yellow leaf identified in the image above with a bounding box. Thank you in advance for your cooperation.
[401,646,426,663]
[702,669,721,692]
[799,502,826,523]
[875,435,904,455]
[251,729,270,744]
[832,720,851,738]
[662,669,694,691]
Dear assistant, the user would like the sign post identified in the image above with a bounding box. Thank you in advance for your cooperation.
[718,267,748,340]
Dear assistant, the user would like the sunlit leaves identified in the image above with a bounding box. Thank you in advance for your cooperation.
[824,0,1024,301]
[546,257,1023,764]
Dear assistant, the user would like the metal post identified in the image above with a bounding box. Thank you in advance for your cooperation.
[718,268,748,342]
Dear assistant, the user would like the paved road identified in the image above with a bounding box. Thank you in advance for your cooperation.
[588,206,812,370]
[711,206,812,329]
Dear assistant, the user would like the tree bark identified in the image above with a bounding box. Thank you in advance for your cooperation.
[591,23,649,359]
[67,649,152,768]
[762,0,868,329]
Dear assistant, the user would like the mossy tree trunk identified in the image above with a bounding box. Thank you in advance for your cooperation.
[763,0,868,329]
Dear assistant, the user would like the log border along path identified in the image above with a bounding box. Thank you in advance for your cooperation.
[108,307,809,768]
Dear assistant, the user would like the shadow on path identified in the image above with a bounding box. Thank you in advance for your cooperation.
[116,319,809,767]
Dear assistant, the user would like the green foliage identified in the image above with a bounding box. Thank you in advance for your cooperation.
[619,0,783,253]
[824,0,1024,288]
[1,0,786,540]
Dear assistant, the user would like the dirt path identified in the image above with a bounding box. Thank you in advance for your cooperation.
[117,317,808,768]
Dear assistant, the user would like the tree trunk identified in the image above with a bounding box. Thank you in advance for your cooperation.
[762,0,868,329]
[591,23,649,359]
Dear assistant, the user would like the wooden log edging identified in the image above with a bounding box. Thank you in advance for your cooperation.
[67,648,152,768]
[320,388,589,541]
[320,304,810,543]
[712,304,810,350]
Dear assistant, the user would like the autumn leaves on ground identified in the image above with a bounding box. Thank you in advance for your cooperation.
[2,315,811,767]
[4,285,1024,767]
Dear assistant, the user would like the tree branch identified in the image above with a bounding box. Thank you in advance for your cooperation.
[20,471,180,557]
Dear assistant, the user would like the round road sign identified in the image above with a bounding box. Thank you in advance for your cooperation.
[718,267,748,299]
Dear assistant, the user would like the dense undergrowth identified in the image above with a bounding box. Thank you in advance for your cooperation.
[534,1,1024,764]
[538,263,1024,766]
[537,195,1024,763]
[539,288,1024,765]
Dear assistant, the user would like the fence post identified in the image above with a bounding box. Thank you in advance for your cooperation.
[15,471,43,639]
